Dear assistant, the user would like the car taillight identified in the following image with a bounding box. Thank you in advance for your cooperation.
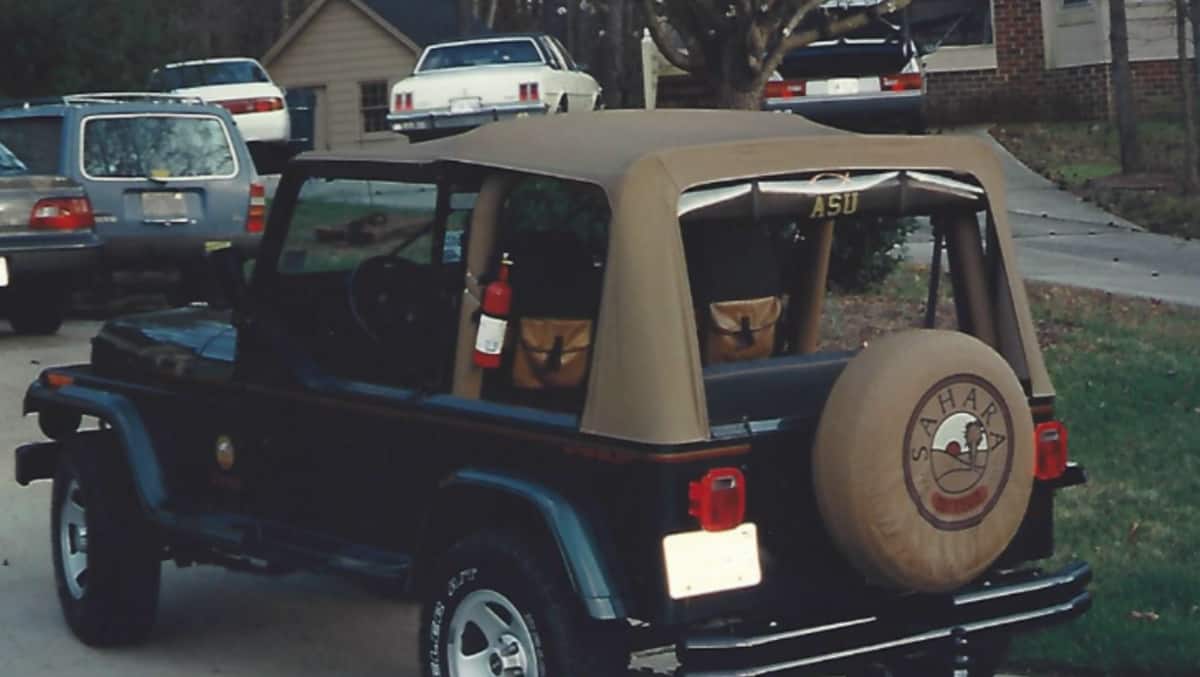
[765,79,806,98]
[880,73,923,92]
[689,467,746,532]
[246,182,266,234]
[217,97,284,115]
[394,92,413,112]
[1034,421,1069,481]
[30,197,94,231]
[519,82,540,102]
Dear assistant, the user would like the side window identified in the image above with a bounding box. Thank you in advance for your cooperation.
[481,176,610,412]
[0,117,63,175]
[279,178,437,275]
[271,177,447,387]
[539,37,563,70]
[550,37,579,70]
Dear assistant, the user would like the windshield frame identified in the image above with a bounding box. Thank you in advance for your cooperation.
[415,38,547,73]
[78,112,241,182]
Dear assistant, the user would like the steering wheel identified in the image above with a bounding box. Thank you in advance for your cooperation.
[346,255,430,348]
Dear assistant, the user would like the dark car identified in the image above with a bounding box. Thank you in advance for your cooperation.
[0,140,100,334]
[15,111,1088,677]
[0,94,264,299]
[763,9,927,133]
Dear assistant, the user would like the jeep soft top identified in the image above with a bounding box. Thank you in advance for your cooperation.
[17,110,1088,676]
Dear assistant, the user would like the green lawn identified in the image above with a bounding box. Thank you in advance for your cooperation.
[993,121,1200,240]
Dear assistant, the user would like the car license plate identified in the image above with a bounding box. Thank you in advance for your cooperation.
[662,523,762,600]
[827,78,861,96]
[450,97,482,114]
[142,192,188,222]
[0,256,8,287]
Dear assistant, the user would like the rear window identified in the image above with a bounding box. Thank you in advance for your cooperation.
[82,115,237,179]
[419,40,543,71]
[779,39,910,79]
[151,61,269,90]
[0,117,63,175]
[0,142,28,176]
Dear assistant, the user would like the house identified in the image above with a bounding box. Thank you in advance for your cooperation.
[646,0,1191,123]
[261,0,461,151]
[923,0,1191,122]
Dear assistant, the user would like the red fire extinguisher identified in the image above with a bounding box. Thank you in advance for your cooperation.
[474,254,513,369]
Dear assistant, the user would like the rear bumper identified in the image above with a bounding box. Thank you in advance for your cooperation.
[682,560,1092,676]
[101,233,260,268]
[388,102,550,133]
[763,91,925,132]
[231,109,290,144]
[0,232,102,280]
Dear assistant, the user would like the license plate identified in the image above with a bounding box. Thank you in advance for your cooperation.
[142,192,188,221]
[827,78,861,95]
[0,256,8,287]
[450,97,482,113]
[662,523,762,600]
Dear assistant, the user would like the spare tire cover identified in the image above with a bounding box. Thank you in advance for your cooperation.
[812,330,1035,593]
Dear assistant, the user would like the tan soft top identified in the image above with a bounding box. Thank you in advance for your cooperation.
[299,110,1051,445]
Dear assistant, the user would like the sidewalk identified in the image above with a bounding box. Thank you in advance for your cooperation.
[911,128,1200,308]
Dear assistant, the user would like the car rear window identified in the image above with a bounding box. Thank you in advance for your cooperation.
[0,117,63,175]
[0,142,28,176]
[82,115,237,179]
[151,61,269,90]
[778,39,910,79]
[419,40,543,71]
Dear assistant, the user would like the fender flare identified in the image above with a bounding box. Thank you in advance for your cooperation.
[436,468,628,620]
[24,381,169,515]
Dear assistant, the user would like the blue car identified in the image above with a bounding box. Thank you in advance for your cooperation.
[0,94,264,298]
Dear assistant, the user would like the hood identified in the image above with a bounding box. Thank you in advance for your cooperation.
[92,307,237,385]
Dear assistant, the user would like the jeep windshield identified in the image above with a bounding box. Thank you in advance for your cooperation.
[81,115,236,180]
[0,142,27,176]
[417,40,544,72]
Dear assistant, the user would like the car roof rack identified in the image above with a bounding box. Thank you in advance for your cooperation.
[0,92,206,111]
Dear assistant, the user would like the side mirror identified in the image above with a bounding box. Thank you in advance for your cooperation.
[206,245,250,312]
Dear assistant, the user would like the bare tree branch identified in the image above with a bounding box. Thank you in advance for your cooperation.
[642,0,702,71]
[761,0,912,80]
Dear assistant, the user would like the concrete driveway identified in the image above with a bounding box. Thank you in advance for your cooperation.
[912,129,1200,308]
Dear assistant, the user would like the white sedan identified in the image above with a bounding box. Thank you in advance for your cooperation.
[389,34,601,138]
[149,58,291,146]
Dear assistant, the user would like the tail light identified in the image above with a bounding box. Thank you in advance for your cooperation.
[1034,421,1069,481]
[880,73,924,92]
[217,97,285,115]
[688,468,746,532]
[394,92,414,112]
[246,182,266,234]
[30,197,94,231]
[519,82,540,102]
[765,79,806,99]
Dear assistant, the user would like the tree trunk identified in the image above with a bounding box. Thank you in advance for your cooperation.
[1192,0,1200,96]
[1109,0,1143,173]
[716,79,766,110]
[1178,0,1198,189]
[457,0,475,35]
[603,0,626,108]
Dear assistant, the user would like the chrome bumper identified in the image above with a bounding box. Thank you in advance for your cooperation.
[683,560,1092,676]
[388,102,550,133]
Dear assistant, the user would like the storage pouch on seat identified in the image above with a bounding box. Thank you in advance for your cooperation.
[705,296,783,365]
[512,318,593,389]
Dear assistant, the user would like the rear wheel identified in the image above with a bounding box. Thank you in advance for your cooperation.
[7,285,66,335]
[51,433,161,646]
[419,528,627,677]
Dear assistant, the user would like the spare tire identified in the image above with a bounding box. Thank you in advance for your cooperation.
[812,330,1034,593]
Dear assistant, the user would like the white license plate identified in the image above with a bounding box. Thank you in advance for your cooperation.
[662,523,762,600]
[142,192,188,221]
[450,98,482,114]
[0,256,8,287]
[827,78,861,95]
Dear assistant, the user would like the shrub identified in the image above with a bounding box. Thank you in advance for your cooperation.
[828,216,917,292]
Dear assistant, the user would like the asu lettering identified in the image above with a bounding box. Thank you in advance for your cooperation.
[809,191,860,218]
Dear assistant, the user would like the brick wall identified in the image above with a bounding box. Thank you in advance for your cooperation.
[1131,58,1193,116]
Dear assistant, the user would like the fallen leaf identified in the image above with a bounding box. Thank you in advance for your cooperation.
[1130,610,1161,622]
[1127,521,1141,544]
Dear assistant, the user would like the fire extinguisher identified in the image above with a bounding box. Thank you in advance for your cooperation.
[474,253,513,369]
